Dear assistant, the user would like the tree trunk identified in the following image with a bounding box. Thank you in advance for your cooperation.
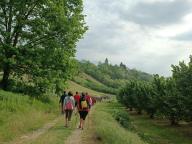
[0,66,10,90]
[137,109,142,115]
[170,117,178,126]
[150,113,154,119]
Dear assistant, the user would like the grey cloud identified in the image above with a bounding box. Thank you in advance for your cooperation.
[174,31,192,41]
[119,0,192,26]
[77,19,129,55]
[77,0,192,76]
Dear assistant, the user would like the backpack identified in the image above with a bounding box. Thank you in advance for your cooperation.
[64,98,73,110]
[80,96,88,110]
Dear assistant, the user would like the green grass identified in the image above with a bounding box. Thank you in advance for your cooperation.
[75,73,105,87]
[67,80,110,97]
[129,111,192,144]
[91,101,146,144]
[25,114,78,144]
[0,90,58,143]
[73,73,117,94]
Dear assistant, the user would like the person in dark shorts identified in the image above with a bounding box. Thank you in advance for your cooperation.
[63,91,75,127]
[78,92,91,130]
[59,91,67,114]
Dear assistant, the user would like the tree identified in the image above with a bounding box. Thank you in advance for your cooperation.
[0,0,87,93]
[162,78,185,125]
[172,56,192,121]
[120,62,126,69]
[117,60,192,125]
[104,58,109,65]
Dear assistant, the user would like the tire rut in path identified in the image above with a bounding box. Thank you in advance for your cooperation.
[8,117,61,144]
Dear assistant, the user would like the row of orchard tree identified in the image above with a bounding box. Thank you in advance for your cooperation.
[117,56,192,125]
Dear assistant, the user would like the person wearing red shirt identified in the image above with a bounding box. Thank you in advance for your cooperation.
[92,97,96,106]
[74,91,80,109]
[85,92,92,108]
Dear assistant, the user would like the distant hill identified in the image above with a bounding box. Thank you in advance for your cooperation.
[72,59,153,94]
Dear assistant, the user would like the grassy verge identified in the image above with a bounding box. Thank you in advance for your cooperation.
[129,111,192,144]
[0,90,58,143]
[89,101,146,144]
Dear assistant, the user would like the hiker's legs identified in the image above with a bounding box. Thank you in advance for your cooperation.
[68,110,73,121]
[65,110,69,126]
[79,111,88,129]
[78,111,82,128]
[79,111,84,128]
[61,104,64,114]
[80,118,83,128]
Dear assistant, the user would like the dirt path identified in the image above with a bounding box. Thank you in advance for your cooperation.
[64,126,83,144]
[65,107,99,144]
[7,107,98,144]
[8,117,61,144]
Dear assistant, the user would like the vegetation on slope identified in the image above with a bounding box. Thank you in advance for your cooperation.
[89,101,146,144]
[74,59,153,94]
[118,56,192,125]
[67,80,109,97]
[73,73,117,94]
[0,90,58,143]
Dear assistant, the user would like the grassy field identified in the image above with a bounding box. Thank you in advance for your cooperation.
[129,111,192,144]
[72,72,116,95]
[85,101,146,144]
[0,90,59,143]
[74,73,105,87]
[66,81,110,97]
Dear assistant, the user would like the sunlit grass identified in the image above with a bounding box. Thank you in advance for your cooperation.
[0,90,58,143]
[91,101,146,144]
[74,73,105,87]
[67,81,108,97]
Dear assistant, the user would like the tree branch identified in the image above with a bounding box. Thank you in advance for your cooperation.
[23,30,64,49]
[0,37,4,45]
[1,7,8,31]
[12,0,40,47]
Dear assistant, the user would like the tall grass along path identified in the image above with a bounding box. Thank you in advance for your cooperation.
[8,117,60,144]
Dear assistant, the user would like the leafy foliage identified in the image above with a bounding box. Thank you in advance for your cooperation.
[112,109,133,130]
[172,56,192,121]
[117,56,192,125]
[0,0,87,96]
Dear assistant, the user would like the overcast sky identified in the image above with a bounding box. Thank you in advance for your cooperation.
[76,0,192,76]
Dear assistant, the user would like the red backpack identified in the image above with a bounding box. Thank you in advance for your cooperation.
[64,98,73,110]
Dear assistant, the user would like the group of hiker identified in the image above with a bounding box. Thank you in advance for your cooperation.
[59,91,96,130]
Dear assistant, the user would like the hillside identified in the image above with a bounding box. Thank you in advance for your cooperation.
[76,59,153,94]
[0,72,192,144]
[66,80,110,97]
